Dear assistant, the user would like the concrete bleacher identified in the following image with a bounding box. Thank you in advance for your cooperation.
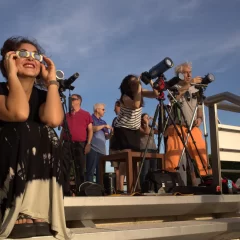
[16,219,240,240]
[13,195,240,240]
[11,92,240,240]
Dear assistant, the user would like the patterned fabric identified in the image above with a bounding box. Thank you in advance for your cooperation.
[0,82,71,239]
[0,122,62,202]
[114,106,142,130]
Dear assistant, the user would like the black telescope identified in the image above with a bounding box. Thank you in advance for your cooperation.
[201,73,215,85]
[191,73,215,89]
[141,57,174,85]
[149,57,174,79]
[58,72,80,91]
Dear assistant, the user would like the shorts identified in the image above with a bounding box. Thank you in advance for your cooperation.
[109,149,122,168]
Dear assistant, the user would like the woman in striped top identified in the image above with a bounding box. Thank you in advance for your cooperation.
[112,75,158,192]
[113,74,158,151]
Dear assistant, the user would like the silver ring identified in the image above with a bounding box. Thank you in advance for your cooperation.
[5,55,9,61]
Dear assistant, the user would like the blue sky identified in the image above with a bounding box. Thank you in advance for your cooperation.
[0,0,239,170]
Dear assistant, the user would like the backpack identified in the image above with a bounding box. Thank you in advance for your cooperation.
[142,169,185,193]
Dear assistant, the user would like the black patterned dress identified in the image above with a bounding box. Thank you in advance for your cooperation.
[0,82,71,239]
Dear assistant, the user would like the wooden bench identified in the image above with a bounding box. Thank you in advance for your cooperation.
[100,150,164,193]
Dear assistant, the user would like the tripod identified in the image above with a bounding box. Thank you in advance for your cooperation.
[174,87,212,178]
[133,93,163,193]
[133,86,199,193]
[202,101,210,173]
[60,91,81,196]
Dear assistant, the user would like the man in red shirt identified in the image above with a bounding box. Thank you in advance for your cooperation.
[60,94,93,196]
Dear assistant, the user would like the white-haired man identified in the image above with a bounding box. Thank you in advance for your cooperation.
[86,103,112,183]
[165,62,212,185]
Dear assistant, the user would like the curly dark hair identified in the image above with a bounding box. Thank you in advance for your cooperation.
[141,113,148,119]
[119,74,144,107]
[0,36,45,79]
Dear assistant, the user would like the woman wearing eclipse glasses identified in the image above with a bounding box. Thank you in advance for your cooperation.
[0,37,71,239]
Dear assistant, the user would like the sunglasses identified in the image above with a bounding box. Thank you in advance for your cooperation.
[15,50,43,62]
[71,98,79,101]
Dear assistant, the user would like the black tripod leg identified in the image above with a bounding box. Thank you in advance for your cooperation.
[60,91,80,195]
[164,105,203,182]
[71,145,82,192]
[188,129,208,175]
[176,103,208,175]
[133,103,160,193]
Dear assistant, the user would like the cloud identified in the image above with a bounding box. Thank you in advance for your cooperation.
[166,0,201,21]
[214,66,230,73]
[7,0,240,82]
[186,31,240,69]
[29,4,136,63]
[13,0,205,59]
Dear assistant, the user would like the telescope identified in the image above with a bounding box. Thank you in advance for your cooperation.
[191,73,215,89]
[56,70,79,91]
[202,73,215,85]
[141,57,174,85]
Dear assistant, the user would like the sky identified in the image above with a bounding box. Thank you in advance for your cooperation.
[0,0,239,170]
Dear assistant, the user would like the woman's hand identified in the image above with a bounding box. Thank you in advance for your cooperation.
[41,56,56,84]
[4,51,18,78]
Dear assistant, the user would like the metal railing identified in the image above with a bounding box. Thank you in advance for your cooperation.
[204,91,240,192]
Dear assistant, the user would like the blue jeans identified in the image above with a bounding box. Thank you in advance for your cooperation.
[140,149,158,189]
[86,148,104,184]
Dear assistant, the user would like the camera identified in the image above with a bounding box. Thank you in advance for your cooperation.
[192,73,215,90]
[201,73,215,85]
[56,70,79,91]
[141,57,174,85]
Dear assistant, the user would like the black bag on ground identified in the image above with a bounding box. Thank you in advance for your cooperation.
[142,169,185,193]
[79,182,105,196]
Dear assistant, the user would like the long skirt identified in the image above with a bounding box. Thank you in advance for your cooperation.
[0,121,72,239]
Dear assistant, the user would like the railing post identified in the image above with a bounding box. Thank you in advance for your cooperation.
[208,104,222,192]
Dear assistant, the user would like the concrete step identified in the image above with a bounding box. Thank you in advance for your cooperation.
[10,218,240,240]
[64,195,240,221]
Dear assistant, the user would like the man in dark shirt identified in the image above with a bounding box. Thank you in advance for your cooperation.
[60,94,93,196]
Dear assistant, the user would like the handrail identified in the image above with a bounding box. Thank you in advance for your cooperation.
[204,92,240,193]
[204,92,240,108]
[216,102,240,113]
